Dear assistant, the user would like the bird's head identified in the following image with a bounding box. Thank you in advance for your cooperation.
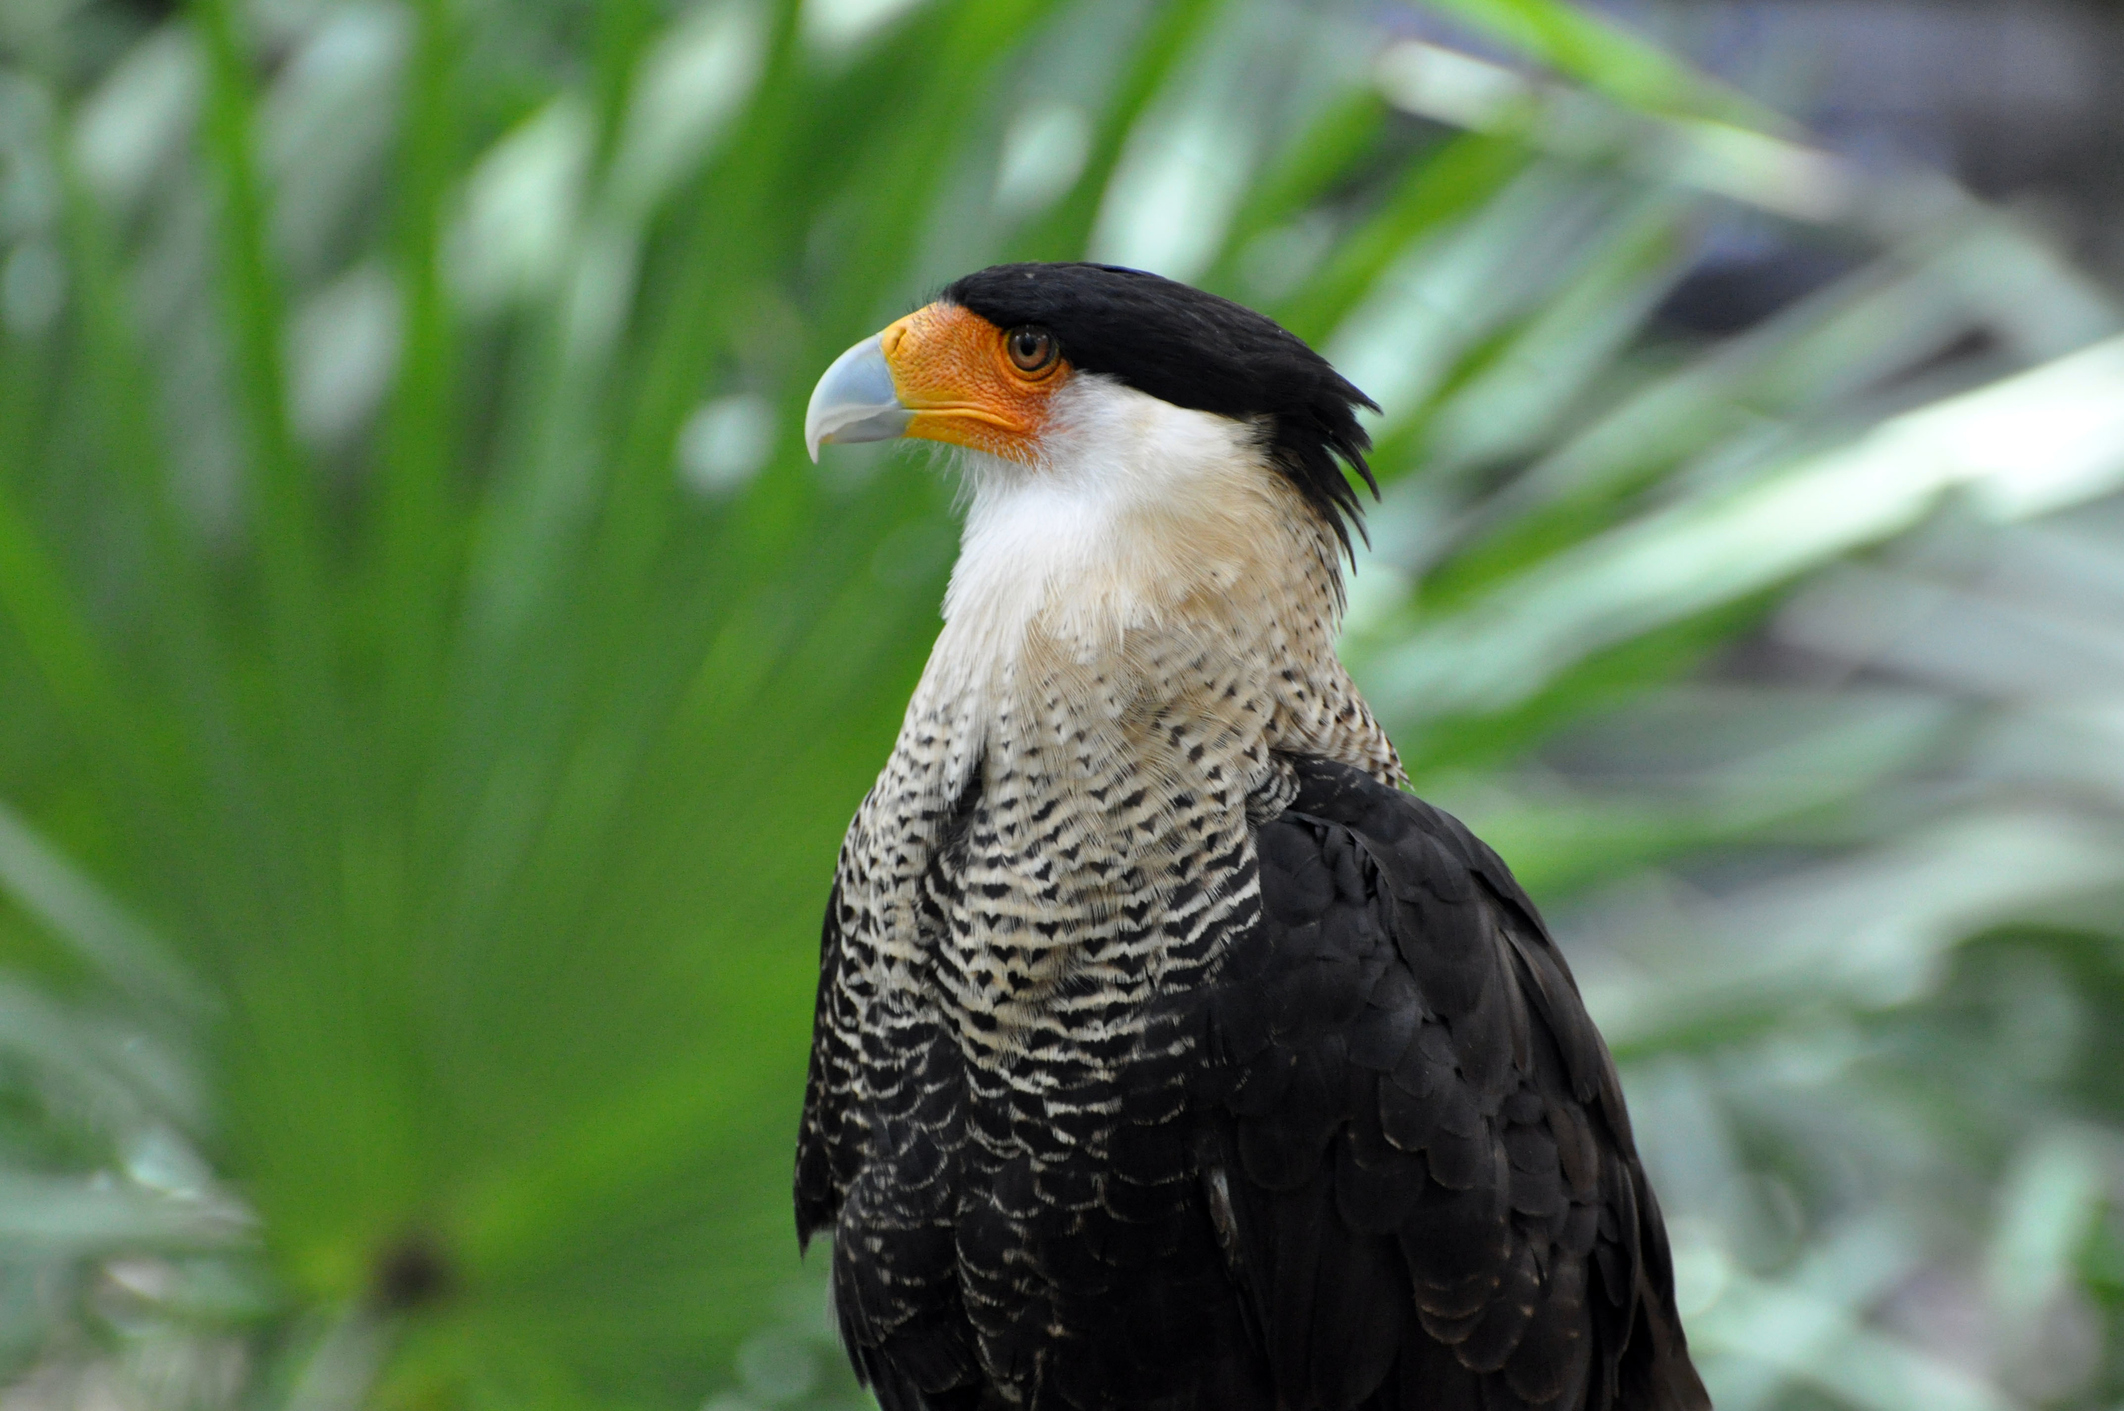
[805,263,1380,556]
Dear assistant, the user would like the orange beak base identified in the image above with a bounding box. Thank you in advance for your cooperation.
[808,302,1070,465]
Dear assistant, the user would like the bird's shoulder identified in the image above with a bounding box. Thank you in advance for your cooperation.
[1204,754,1708,1411]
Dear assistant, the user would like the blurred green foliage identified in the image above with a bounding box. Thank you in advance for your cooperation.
[3,0,2124,1407]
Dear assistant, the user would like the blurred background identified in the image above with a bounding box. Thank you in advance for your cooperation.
[4,0,2124,1405]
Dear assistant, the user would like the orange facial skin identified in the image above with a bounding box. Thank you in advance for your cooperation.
[880,303,1070,463]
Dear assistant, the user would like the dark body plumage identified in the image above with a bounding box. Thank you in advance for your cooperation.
[799,757,1705,1411]
[796,263,1707,1411]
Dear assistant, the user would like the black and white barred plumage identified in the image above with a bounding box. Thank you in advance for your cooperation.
[797,264,1709,1411]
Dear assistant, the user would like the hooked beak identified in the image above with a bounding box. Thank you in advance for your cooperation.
[804,334,912,462]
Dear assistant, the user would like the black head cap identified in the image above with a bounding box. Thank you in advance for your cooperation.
[941,262,1381,556]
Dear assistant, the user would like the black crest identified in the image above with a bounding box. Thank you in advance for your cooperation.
[942,262,1381,555]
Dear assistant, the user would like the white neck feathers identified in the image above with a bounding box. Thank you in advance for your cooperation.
[931,377,1340,694]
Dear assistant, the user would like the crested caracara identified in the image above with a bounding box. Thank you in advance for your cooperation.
[797,261,1708,1411]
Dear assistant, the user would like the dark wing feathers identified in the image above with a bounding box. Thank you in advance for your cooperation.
[1213,756,1708,1411]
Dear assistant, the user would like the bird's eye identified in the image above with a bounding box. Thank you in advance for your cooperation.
[1005,327,1057,375]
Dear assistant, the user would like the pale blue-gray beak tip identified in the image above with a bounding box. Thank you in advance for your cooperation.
[805,334,912,462]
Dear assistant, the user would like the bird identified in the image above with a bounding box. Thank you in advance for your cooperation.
[796,261,1710,1411]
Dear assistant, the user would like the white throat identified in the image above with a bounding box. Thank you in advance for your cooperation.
[932,377,1338,698]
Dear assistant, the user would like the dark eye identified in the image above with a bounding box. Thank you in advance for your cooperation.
[1006,327,1057,374]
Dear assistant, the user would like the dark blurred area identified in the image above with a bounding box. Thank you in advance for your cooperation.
[1627,0,2124,330]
